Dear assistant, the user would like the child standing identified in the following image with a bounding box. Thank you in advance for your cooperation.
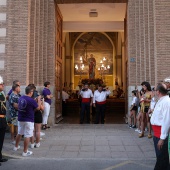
[129,90,138,128]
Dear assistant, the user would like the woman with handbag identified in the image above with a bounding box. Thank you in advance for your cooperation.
[139,82,152,138]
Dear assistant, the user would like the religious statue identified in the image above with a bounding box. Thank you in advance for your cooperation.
[88,54,96,79]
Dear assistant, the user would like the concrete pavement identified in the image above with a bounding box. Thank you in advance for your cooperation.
[2,124,156,169]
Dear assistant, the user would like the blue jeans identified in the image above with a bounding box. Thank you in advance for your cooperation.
[153,136,169,170]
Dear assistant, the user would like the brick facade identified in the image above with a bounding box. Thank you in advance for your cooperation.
[0,0,55,86]
[28,0,55,86]
[127,0,170,86]
[155,0,170,82]
[0,1,7,81]
[5,0,28,85]
[127,0,170,115]
[1,0,170,123]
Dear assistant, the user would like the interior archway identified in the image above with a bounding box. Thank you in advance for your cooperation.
[72,32,116,91]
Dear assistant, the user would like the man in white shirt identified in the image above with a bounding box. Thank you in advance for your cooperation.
[62,88,69,116]
[79,84,93,124]
[93,85,110,124]
[150,83,170,170]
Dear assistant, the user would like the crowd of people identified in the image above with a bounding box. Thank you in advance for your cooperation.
[0,77,53,163]
[1,75,170,169]
[129,80,170,169]
[129,81,155,138]
[62,83,111,124]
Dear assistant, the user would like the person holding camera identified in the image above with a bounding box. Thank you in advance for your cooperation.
[42,81,53,130]
[93,85,110,124]
[13,86,41,156]
[79,83,93,124]
[28,84,44,148]
[139,81,152,138]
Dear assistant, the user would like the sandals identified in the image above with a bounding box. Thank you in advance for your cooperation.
[148,134,152,138]
[139,133,144,138]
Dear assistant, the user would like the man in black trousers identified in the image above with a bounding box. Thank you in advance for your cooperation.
[93,85,110,124]
[79,84,93,124]
[0,76,8,166]
[150,83,170,170]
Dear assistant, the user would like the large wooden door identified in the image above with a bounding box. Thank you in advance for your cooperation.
[55,4,63,123]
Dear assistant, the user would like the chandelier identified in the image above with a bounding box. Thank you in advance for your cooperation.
[98,57,110,82]
[75,56,85,85]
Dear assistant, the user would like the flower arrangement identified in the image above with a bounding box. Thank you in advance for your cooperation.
[81,78,104,86]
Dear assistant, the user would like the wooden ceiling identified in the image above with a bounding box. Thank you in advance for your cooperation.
[56,0,127,4]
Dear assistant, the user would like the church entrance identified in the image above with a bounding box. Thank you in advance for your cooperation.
[55,2,127,124]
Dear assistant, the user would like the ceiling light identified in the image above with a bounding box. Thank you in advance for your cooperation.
[89,11,98,17]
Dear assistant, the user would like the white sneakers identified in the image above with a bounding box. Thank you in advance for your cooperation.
[30,142,41,148]
[40,132,45,137]
[22,150,33,157]
[11,141,16,145]
[13,146,33,156]
[13,145,20,151]
[30,143,35,149]
[135,128,142,134]
[35,143,40,148]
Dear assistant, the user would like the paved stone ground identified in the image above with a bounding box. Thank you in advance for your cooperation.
[2,124,156,169]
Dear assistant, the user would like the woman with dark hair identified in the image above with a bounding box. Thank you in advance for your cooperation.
[42,81,53,130]
[129,90,138,128]
[135,88,145,133]
[139,82,152,138]
[28,84,44,148]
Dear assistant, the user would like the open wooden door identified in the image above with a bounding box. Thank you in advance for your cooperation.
[55,4,63,123]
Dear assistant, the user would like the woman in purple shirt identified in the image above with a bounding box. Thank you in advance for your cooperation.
[42,82,53,130]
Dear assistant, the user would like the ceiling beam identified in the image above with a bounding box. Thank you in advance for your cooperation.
[63,21,124,32]
[56,0,127,4]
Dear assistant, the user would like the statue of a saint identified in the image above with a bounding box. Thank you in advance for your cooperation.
[88,54,96,79]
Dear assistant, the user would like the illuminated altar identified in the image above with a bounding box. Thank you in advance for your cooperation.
[73,32,115,89]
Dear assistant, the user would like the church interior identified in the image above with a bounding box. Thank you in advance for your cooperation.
[56,2,127,124]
